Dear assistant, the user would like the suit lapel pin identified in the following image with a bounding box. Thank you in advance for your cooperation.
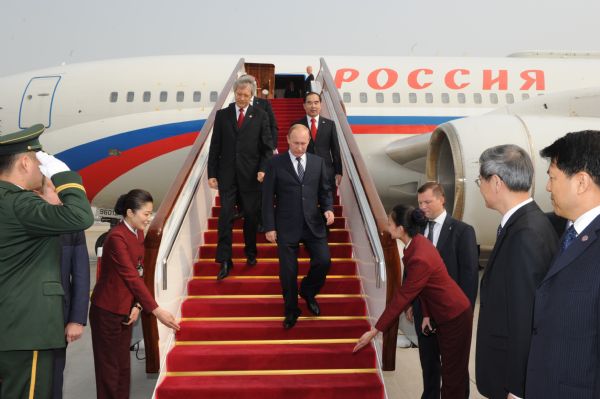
[249,114,253,119]
[581,235,589,242]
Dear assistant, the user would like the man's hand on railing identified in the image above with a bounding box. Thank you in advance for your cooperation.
[324,210,334,226]
[335,174,342,186]
[208,178,218,189]
[265,230,277,243]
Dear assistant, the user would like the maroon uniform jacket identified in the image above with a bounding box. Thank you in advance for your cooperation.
[91,222,158,315]
[375,234,470,332]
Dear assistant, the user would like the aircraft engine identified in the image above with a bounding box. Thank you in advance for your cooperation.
[427,113,600,249]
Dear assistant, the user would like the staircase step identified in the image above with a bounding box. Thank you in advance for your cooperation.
[203,229,349,244]
[181,296,366,317]
[176,319,371,341]
[166,342,376,371]
[155,372,384,399]
[207,217,346,229]
[211,205,344,218]
[215,194,341,206]
[187,277,360,295]
[194,259,357,276]
[198,243,352,259]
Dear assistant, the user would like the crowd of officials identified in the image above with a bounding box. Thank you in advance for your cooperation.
[0,72,599,399]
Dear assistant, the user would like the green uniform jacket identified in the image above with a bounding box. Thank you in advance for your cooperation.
[0,171,94,351]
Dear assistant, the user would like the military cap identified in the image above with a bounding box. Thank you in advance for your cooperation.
[0,124,44,155]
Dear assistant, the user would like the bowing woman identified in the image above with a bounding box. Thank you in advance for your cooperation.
[354,205,473,399]
[89,189,180,399]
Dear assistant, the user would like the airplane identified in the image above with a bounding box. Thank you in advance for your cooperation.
[2,52,600,249]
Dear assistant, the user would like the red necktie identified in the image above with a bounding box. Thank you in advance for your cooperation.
[310,118,317,140]
[237,108,245,128]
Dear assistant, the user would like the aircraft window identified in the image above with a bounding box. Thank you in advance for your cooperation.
[490,93,498,104]
[176,91,185,102]
[126,92,134,103]
[360,92,368,103]
[409,93,417,104]
[473,93,482,104]
[522,93,530,101]
[343,92,351,103]
[143,91,151,102]
[210,91,218,102]
[392,93,400,103]
[506,93,515,104]
[109,92,118,103]
[376,93,384,103]
[160,91,168,102]
[193,91,201,102]
[425,93,433,104]
[441,93,450,104]
[457,93,466,104]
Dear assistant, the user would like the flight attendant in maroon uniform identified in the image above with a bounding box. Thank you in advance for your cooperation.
[354,204,473,399]
[89,189,180,399]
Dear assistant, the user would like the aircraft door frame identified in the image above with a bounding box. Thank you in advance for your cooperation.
[19,75,62,129]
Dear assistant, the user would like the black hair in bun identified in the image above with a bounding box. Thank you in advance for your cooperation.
[390,204,427,238]
[114,189,153,216]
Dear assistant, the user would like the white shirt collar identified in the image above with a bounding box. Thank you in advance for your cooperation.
[288,151,306,164]
[306,115,320,126]
[123,219,138,236]
[236,104,250,119]
[572,204,600,235]
[501,197,533,227]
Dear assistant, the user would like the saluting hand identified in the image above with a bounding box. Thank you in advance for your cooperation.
[152,307,181,331]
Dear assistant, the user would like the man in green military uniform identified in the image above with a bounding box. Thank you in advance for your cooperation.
[0,124,94,399]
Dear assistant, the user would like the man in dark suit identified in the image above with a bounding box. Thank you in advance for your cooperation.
[293,92,342,187]
[475,144,558,399]
[406,181,478,399]
[245,75,279,152]
[262,124,334,329]
[35,178,91,399]
[304,66,314,95]
[208,75,273,280]
[526,130,600,399]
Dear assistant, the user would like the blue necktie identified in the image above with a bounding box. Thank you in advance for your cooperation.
[560,225,577,253]
[427,221,435,242]
[296,157,304,181]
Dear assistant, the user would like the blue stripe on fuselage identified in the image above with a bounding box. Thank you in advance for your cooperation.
[347,115,461,125]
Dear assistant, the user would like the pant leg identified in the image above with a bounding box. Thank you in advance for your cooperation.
[437,308,473,399]
[239,190,260,258]
[216,188,237,262]
[52,347,67,399]
[413,300,442,399]
[0,349,53,399]
[89,304,133,399]
[277,241,300,315]
[299,222,331,299]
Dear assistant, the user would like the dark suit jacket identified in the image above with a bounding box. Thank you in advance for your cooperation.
[526,214,600,399]
[91,223,158,315]
[294,116,342,178]
[262,153,332,244]
[476,201,558,398]
[435,215,479,307]
[253,97,278,147]
[375,234,470,333]
[59,231,90,325]
[305,74,314,93]
[208,103,273,192]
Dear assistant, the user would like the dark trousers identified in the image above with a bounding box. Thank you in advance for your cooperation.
[413,300,471,399]
[0,349,54,399]
[277,221,331,315]
[216,186,260,261]
[436,308,473,399]
[89,304,132,399]
[52,346,67,399]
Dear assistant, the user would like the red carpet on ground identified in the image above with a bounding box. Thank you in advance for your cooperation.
[155,98,384,398]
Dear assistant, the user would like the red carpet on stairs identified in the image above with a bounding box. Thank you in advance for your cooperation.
[155,98,384,399]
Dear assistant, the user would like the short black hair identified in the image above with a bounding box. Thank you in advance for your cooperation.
[389,204,427,238]
[540,130,600,186]
[114,189,153,216]
[304,92,321,103]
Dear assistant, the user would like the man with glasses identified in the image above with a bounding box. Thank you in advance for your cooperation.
[475,144,558,399]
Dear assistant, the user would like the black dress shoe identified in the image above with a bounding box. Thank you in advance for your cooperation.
[300,293,320,316]
[216,260,233,280]
[233,211,244,220]
[246,255,257,266]
[283,309,302,329]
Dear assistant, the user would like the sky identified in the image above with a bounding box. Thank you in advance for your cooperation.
[1,0,599,77]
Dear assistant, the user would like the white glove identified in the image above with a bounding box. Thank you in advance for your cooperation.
[36,151,70,178]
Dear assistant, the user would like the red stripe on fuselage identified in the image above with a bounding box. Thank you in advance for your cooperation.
[80,131,199,201]
[350,125,438,134]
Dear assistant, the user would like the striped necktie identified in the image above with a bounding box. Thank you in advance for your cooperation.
[296,157,304,181]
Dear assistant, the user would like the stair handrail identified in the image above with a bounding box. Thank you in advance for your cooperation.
[141,57,246,373]
[317,57,403,371]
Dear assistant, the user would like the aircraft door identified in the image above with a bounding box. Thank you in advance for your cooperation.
[245,63,275,99]
[19,76,61,129]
